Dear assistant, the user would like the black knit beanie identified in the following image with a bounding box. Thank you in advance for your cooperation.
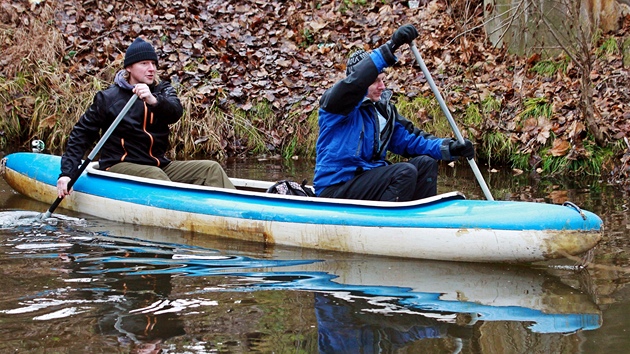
[124,37,158,68]
[345,49,369,75]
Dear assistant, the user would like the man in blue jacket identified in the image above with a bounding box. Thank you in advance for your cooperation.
[314,24,474,201]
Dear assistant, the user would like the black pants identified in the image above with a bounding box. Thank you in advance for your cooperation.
[320,155,438,202]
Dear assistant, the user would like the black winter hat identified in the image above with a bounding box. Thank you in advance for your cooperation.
[345,49,369,75]
[124,37,158,68]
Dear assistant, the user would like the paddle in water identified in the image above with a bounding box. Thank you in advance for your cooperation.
[42,94,138,219]
[409,42,494,201]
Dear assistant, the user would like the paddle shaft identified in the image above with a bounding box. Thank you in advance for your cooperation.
[43,94,138,218]
[410,43,494,201]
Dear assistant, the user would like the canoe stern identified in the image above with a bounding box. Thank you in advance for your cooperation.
[542,229,602,260]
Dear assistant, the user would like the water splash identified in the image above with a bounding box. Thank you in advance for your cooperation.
[0,210,87,229]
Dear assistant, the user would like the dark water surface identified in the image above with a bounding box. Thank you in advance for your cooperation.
[1,155,629,353]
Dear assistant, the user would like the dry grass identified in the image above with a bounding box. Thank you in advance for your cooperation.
[0,3,313,160]
[1,4,63,78]
[172,94,232,159]
[0,3,100,152]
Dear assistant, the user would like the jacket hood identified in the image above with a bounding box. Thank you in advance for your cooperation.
[114,70,134,90]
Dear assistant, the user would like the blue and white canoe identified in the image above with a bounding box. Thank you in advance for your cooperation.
[1,152,602,263]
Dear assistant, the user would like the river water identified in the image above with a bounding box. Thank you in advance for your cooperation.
[1,154,629,353]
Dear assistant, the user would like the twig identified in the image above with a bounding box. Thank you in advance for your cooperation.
[530,0,584,72]
[558,249,630,273]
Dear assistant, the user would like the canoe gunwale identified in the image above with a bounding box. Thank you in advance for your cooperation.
[85,161,468,208]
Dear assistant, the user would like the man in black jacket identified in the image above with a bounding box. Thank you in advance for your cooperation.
[57,37,234,198]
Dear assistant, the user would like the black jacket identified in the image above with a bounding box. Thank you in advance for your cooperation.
[60,75,183,178]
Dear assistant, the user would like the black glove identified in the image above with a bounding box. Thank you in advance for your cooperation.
[448,139,475,159]
[389,24,418,52]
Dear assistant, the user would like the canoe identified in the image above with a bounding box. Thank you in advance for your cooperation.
[0,152,602,263]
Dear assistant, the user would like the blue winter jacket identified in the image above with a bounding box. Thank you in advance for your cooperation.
[313,44,454,195]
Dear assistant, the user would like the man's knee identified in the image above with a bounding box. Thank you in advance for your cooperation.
[205,160,222,170]
[409,155,438,170]
[391,162,418,182]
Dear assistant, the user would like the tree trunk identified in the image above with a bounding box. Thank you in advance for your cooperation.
[484,0,623,54]
[582,0,623,33]
[580,68,606,146]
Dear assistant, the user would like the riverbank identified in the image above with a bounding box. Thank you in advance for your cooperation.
[0,0,628,185]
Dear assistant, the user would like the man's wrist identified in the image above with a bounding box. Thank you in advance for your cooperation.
[386,40,399,53]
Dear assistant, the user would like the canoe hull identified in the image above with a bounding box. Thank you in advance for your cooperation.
[1,152,602,262]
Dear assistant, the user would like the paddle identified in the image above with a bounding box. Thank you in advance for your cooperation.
[42,94,138,218]
[409,42,494,201]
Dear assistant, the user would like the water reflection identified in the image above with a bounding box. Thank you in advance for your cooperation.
[314,293,470,353]
[0,211,603,352]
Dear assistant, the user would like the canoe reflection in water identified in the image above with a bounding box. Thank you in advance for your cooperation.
[81,231,601,351]
[0,212,602,352]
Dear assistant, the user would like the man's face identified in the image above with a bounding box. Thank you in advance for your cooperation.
[126,60,156,85]
[366,73,386,102]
